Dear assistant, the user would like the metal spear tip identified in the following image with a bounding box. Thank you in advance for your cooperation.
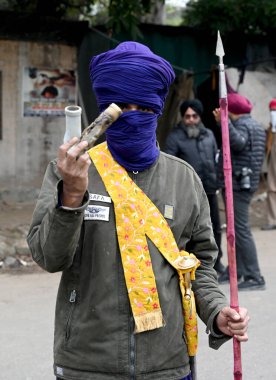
[216,30,225,58]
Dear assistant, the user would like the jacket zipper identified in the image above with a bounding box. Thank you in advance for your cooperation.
[65,289,77,342]
[130,316,136,380]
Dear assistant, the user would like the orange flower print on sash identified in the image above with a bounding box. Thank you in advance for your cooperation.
[89,142,200,355]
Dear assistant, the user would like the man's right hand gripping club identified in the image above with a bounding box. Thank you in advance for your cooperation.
[57,137,91,208]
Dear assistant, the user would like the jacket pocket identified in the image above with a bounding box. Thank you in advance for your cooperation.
[64,289,77,347]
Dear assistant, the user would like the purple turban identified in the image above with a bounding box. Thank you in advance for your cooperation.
[89,41,175,115]
[227,93,253,114]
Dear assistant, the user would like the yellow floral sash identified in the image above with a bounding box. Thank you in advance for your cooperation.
[88,142,200,355]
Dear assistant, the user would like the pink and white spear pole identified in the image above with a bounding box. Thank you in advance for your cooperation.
[216,31,242,380]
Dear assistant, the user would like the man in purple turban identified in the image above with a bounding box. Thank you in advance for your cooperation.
[90,41,175,172]
[213,93,266,290]
[27,42,249,380]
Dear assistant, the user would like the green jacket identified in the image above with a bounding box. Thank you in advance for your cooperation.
[27,151,229,380]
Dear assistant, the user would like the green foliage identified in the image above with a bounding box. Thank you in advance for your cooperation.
[108,0,146,38]
[182,0,276,35]
[9,0,94,18]
[108,0,164,38]
[7,0,161,39]
[165,5,183,27]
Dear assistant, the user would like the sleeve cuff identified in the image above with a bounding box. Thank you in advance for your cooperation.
[206,307,232,350]
[55,180,90,212]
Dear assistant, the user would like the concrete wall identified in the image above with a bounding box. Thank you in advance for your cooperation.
[0,40,77,201]
[226,67,276,129]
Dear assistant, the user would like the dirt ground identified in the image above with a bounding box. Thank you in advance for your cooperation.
[0,177,269,274]
[0,195,267,235]
[0,200,36,231]
[0,177,268,231]
[0,180,267,275]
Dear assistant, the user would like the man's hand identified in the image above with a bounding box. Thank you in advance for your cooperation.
[216,306,249,342]
[213,108,221,123]
[57,137,91,208]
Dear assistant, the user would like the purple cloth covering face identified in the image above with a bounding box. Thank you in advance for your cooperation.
[105,110,159,172]
[89,41,175,171]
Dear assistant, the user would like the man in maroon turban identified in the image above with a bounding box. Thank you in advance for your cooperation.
[227,93,253,115]
[213,93,266,291]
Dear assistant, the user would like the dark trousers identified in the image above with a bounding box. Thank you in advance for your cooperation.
[232,190,262,280]
[207,193,223,261]
[223,190,262,280]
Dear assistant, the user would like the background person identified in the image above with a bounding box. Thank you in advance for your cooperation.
[164,99,225,274]
[261,98,276,230]
[213,92,266,291]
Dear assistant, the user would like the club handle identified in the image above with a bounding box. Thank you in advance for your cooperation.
[64,105,82,143]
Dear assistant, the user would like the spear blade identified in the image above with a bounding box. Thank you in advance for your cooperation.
[216,31,227,99]
[216,30,225,58]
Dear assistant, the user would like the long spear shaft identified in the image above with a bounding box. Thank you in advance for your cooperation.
[216,31,242,380]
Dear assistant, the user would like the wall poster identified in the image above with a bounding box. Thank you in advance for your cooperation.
[23,67,77,117]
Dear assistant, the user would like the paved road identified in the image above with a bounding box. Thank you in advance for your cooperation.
[0,227,275,380]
